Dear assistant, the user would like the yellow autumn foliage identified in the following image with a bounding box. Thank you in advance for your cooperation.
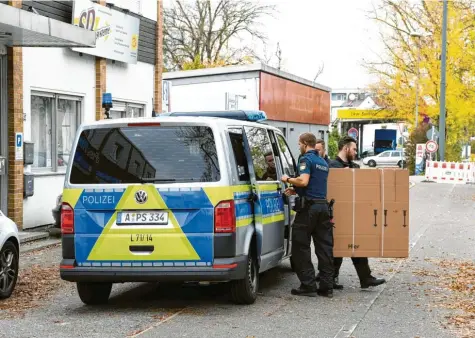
[367,0,475,161]
[181,54,254,71]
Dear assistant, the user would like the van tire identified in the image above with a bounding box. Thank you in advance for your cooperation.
[77,282,112,305]
[230,254,258,305]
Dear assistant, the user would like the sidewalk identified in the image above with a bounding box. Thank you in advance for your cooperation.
[18,228,61,254]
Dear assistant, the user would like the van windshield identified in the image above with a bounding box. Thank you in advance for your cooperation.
[69,126,220,184]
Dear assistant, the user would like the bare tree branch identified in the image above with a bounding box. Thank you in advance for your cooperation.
[313,62,324,82]
[163,0,276,70]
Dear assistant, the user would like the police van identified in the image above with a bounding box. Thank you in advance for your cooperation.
[60,110,298,305]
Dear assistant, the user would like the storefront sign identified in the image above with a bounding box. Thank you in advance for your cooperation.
[337,109,398,120]
[72,0,140,64]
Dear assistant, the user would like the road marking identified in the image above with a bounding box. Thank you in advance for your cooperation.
[126,308,187,337]
[334,324,358,338]
[333,183,456,338]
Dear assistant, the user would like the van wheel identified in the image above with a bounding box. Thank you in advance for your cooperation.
[230,254,258,305]
[0,241,19,300]
[77,282,112,305]
[368,160,376,167]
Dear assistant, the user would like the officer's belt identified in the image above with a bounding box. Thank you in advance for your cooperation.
[305,198,328,205]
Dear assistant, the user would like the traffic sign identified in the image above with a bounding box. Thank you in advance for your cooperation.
[15,132,23,161]
[426,126,439,140]
[348,127,358,139]
[426,140,438,153]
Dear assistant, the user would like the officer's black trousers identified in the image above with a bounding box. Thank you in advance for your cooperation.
[333,257,371,281]
[291,203,334,291]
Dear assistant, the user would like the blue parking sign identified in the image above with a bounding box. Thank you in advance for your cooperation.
[15,132,23,161]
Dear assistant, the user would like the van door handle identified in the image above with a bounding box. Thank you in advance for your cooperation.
[248,193,258,202]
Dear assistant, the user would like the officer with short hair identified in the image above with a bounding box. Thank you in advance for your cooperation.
[281,132,334,298]
[315,139,330,164]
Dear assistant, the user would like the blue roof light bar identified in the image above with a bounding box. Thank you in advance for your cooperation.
[159,110,268,122]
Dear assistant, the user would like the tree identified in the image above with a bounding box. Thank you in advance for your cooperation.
[163,0,276,71]
[328,128,340,159]
[365,0,475,161]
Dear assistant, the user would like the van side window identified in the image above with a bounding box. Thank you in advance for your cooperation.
[276,134,296,177]
[228,129,250,182]
[244,127,277,182]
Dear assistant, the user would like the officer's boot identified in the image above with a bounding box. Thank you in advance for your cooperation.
[316,273,343,290]
[355,261,386,289]
[291,284,318,297]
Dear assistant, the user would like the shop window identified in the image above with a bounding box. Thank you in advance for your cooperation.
[109,101,145,119]
[31,92,82,172]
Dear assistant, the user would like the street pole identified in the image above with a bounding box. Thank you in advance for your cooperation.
[415,43,420,128]
[439,0,448,161]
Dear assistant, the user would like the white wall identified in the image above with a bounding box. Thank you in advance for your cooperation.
[169,78,328,161]
[169,78,260,112]
[265,121,328,161]
[22,48,95,229]
[22,47,155,228]
[107,60,154,116]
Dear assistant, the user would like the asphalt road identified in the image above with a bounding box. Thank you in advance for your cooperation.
[1,181,474,338]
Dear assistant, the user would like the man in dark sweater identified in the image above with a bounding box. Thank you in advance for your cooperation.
[315,136,386,288]
[326,136,386,289]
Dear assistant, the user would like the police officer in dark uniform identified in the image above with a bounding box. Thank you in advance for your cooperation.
[328,136,386,289]
[281,133,334,298]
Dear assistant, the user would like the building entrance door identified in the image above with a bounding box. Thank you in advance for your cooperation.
[0,52,8,215]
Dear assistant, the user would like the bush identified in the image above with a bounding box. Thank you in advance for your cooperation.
[328,128,340,159]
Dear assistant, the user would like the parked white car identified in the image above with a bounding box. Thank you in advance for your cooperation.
[0,210,19,299]
[363,150,407,168]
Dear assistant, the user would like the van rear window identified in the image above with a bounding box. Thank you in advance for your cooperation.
[69,126,220,184]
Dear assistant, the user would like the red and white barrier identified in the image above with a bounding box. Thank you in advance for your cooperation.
[425,161,475,184]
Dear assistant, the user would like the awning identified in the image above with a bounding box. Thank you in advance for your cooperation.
[0,3,95,47]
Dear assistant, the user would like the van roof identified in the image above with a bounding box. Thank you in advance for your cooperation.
[80,112,282,132]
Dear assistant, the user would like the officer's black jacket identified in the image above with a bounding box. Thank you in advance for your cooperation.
[328,156,360,169]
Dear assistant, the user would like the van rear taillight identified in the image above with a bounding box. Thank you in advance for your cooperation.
[214,200,236,233]
[61,203,74,234]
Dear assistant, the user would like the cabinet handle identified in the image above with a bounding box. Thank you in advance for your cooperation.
[384,210,388,227]
[403,210,407,227]
[373,209,378,227]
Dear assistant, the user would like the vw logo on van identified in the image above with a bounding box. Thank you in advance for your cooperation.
[135,190,148,204]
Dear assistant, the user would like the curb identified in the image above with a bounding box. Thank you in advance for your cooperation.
[19,232,49,244]
[20,238,61,254]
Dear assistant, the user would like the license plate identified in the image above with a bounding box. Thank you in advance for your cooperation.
[117,211,169,225]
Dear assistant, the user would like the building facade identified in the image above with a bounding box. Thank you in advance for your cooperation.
[0,0,164,229]
[163,63,331,158]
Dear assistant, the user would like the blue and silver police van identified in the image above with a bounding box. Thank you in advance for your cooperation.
[60,110,298,305]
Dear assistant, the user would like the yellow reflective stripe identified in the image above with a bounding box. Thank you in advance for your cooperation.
[62,188,83,208]
[237,217,253,228]
[262,213,285,225]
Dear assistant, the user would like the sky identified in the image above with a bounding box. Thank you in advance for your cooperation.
[256,0,384,90]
